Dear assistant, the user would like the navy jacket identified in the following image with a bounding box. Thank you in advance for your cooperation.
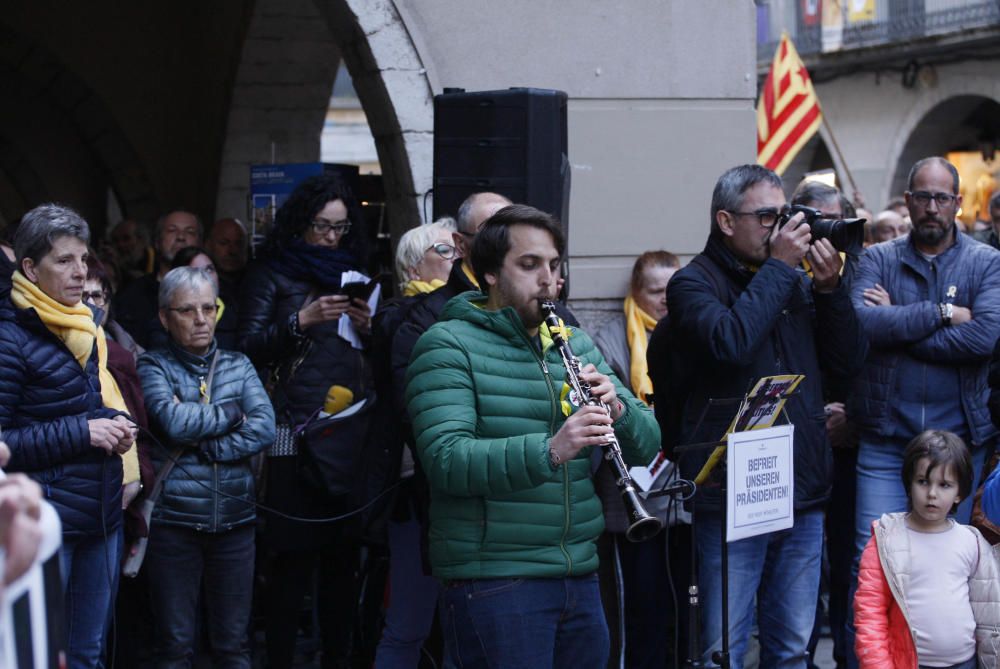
[0,299,124,537]
[657,235,866,512]
[850,230,1000,446]
[138,340,275,532]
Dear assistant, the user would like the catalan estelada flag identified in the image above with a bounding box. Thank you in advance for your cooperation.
[757,33,822,175]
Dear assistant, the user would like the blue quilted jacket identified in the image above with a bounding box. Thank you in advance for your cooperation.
[850,231,1000,446]
[138,340,275,532]
[0,298,124,537]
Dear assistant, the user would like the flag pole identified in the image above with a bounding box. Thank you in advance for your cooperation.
[821,115,862,207]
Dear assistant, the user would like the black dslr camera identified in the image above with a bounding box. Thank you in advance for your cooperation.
[776,204,867,255]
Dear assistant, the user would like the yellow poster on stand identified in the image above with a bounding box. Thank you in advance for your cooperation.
[848,0,875,22]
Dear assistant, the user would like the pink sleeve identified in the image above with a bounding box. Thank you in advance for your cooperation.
[854,537,895,669]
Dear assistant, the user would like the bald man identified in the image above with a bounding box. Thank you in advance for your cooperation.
[873,210,909,243]
[114,209,203,347]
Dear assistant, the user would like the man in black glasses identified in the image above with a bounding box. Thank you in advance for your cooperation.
[846,156,1000,659]
[650,163,865,667]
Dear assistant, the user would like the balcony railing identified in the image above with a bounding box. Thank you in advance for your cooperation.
[757,0,1000,62]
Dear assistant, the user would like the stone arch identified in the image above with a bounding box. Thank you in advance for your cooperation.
[216,0,433,245]
[0,21,158,229]
[885,74,1000,200]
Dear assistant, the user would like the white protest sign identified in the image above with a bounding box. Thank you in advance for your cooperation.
[726,424,794,542]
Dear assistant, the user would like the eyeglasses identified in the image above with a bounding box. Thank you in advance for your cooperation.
[82,290,108,307]
[427,243,457,260]
[728,206,787,229]
[167,304,218,319]
[908,191,957,208]
[310,219,352,236]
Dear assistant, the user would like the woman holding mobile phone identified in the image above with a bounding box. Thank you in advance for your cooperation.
[238,175,372,668]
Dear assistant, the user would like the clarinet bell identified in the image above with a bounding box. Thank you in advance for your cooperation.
[623,489,663,542]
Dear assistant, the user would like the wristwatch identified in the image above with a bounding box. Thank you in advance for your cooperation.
[939,302,953,326]
[289,311,305,338]
[549,446,562,470]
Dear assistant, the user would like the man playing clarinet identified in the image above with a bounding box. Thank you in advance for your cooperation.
[405,204,660,668]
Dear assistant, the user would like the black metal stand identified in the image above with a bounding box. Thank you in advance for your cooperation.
[671,380,800,668]
[671,396,741,669]
[711,496,731,669]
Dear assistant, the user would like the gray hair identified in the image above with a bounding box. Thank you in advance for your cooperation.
[907,157,959,194]
[395,218,457,289]
[154,209,203,244]
[158,266,218,309]
[710,164,784,234]
[14,203,91,265]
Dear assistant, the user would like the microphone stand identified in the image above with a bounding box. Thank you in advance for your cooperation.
[645,477,704,668]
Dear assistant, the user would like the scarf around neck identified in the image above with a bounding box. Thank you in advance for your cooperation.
[11,271,139,483]
[402,278,446,297]
[268,239,359,292]
[623,295,657,405]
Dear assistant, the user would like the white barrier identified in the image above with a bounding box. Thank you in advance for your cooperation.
[0,501,65,669]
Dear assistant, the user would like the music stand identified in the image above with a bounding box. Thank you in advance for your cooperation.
[672,376,801,669]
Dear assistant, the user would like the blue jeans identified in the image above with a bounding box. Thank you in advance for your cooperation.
[920,658,976,669]
[695,509,823,668]
[374,513,441,668]
[61,531,123,669]
[146,523,255,669]
[439,574,609,669]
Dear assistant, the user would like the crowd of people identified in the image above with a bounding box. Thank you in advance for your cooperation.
[0,158,999,669]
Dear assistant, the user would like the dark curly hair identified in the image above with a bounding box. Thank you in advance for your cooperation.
[264,174,367,262]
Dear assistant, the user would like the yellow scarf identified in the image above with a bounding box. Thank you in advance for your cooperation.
[402,279,446,297]
[623,295,657,405]
[461,262,480,289]
[11,272,139,484]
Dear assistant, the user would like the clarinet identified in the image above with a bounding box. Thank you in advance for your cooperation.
[540,301,663,543]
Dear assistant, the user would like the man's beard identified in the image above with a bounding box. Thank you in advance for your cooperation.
[496,275,549,330]
[911,217,951,247]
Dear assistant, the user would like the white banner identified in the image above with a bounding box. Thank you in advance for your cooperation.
[726,424,794,542]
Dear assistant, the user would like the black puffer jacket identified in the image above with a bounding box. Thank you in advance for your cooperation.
[238,260,370,425]
[138,340,275,531]
[0,298,123,537]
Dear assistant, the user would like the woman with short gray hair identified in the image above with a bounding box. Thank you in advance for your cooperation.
[0,203,139,668]
[393,218,458,295]
[139,265,274,668]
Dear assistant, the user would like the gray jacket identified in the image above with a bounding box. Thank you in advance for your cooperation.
[138,340,276,532]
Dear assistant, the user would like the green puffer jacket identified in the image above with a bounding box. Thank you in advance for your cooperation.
[406,292,660,580]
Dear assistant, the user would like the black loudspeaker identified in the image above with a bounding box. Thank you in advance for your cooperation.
[433,87,570,233]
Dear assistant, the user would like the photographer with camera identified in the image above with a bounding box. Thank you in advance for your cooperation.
[650,164,865,667]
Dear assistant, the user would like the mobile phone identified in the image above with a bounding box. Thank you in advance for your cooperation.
[340,279,377,301]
